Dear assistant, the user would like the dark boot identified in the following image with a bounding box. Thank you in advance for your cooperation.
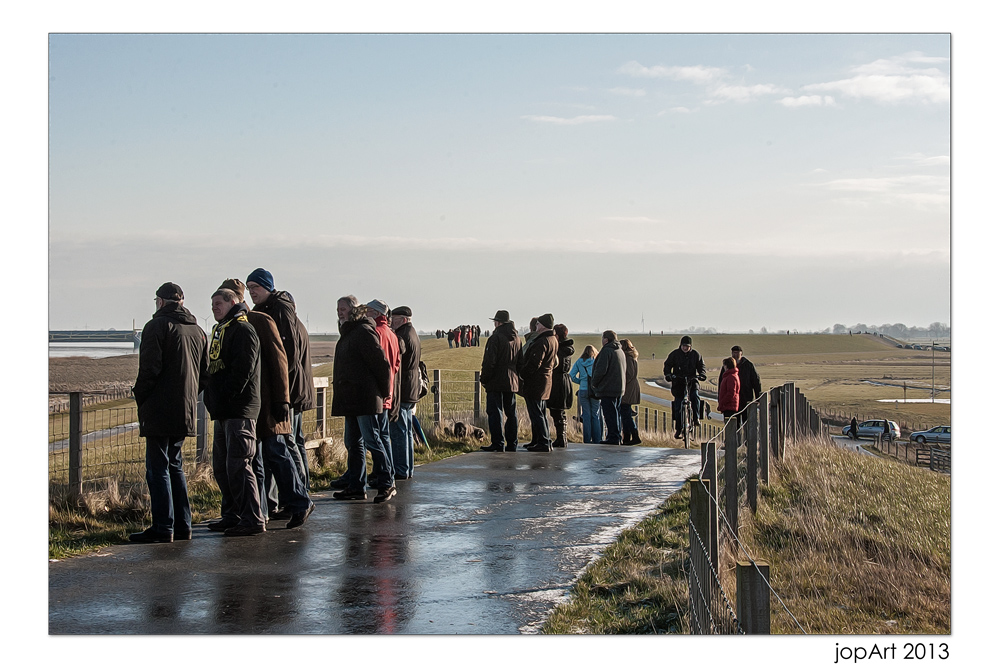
[552,412,567,448]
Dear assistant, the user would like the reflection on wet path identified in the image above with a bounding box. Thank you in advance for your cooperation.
[49,444,700,634]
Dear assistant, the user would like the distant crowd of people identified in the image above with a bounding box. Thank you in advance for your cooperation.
[437,325,482,348]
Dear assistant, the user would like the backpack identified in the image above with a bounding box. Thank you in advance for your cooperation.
[417,360,430,400]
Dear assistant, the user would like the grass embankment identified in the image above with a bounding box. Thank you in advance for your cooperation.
[542,438,950,634]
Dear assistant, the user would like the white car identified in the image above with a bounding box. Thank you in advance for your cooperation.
[843,420,901,441]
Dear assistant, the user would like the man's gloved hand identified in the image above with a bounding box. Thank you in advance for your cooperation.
[698,374,707,382]
[271,402,290,423]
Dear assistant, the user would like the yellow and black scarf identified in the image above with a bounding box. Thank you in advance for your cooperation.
[208,311,248,374]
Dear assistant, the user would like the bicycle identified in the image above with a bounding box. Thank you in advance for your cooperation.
[666,374,704,449]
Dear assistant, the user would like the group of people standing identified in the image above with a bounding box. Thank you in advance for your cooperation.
[439,325,481,348]
[128,270,425,543]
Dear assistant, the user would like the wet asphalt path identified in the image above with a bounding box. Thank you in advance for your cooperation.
[49,443,701,634]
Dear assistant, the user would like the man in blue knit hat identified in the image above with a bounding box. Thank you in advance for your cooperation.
[246,268,314,504]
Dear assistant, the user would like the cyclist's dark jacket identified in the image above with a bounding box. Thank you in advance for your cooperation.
[663,347,706,391]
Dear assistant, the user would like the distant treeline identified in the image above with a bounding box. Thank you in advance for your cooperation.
[828,322,950,339]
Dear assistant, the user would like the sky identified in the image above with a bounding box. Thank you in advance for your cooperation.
[47,32,950,334]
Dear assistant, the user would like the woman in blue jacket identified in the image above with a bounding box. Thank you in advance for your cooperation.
[569,345,603,443]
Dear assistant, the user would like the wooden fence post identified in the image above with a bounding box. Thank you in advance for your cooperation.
[759,392,769,485]
[705,441,719,572]
[747,404,759,514]
[473,371,481,421]
[196,392,209,462]
[433,369,442,425]
[69,391,83,501]
[724,420,739,540]
[737,562,771,634]
[644,407,648,432]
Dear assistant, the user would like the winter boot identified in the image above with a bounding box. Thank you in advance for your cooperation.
[552,412,567,448]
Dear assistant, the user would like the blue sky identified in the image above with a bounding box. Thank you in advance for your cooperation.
[47,32,950,333]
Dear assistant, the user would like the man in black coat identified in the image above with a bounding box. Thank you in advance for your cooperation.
[591,330,627,445]
[663,335,707,439]
[517,313,559,452]
[246,268,314,488]
[389,306,422,480]
[480,310,523,452]
[205,288,265,536]
[330,295,395,503]
[129,282,208,543]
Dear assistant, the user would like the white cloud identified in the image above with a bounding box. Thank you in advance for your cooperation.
[618,60,726,85]
[706,83,791,104]
[816,174,950,209]
[521,114,616,125]
[608,87,646,97]
[802,52,949,104]
[778,95,836,107]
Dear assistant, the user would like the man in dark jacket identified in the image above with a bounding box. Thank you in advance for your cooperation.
[219,279,313,529]
[330,296,395,503]
[205,288,265,536]
[663,335,707,439]
[480,310,522,452]
[591,330,627,445]
[246,268,314,488]
[718,345,763,427]
[389,306,422,480]
[517,313,559,452]
[129,282,208,543]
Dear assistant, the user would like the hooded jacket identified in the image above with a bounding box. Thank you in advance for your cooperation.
[547,337,575,410]
[331,313,391,417]
[717,367,741,413]
[133,301,209,438]
[480,321,522,393]
[591,340,626,399]
[253,290,312,411]
[395,321,423,404]
[516,328,559,401]
[205,302,261,421]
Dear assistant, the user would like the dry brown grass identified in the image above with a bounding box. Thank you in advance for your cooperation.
[741,438,950,634]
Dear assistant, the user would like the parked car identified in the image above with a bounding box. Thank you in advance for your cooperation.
[842,419,901,441]
[909,425,950,445]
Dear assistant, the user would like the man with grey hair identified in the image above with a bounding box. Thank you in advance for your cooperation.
[205,288,265,536]
[389,305,421,480]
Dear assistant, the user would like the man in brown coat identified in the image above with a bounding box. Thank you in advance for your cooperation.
[219,279,313,529]
[517,313,559,452]
[480,310,522,452]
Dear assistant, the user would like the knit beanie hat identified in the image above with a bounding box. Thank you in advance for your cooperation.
[680,335,693,346]
[218,278,246,302]
[246,268,274,292]
[537,313,555,329]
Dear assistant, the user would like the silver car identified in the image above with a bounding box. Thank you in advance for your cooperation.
[909,425,951,445]
[843,419,901,440]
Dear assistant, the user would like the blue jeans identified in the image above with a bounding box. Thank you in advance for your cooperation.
[578,389,602,443]
[486,391,519,448]
[290,410,310,489]
[344,413,394,491]
[619,403,638,441]
[144,436,191,535]
[262,434,311,513]
[599,396,622,444]
[389,402,416,479]
[525,398,550,446]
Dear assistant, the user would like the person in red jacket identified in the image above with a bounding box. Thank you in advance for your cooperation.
[717,356,741,422]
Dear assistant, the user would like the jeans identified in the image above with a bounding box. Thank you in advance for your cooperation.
[144,435,191,535]
[389,402,415,479]
[344,413,394,491]
[578,389,602,443]
[525,397,549,446]
[262,434,311,513]
[290,410,310,489]
[619,403,638,441]
[671,384,701,431]
[486,391,519,448]
[212,418,265,528]
[599,396,622,444]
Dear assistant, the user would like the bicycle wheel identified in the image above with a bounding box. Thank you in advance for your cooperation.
[683,400,692,449]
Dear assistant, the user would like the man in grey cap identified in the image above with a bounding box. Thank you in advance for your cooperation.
[479,310,522,452]
[389,305,422,479]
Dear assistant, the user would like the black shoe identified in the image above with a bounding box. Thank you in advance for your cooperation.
[224,524,265,537]
[374,486,397,504]
[174,528,192,541]
[504,444,518,452]
[525,443,552,452]
[329,476,351,491]
[333,488,367,500]
[208,518,239,532]
[270,508,294,521]
[286,503,315,529]
[480,444,504,452]
[128,528,173,544]
[631,436,642,445]
[552,436,566,448]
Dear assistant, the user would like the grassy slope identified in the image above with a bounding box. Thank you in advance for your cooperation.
[541,438,950,634]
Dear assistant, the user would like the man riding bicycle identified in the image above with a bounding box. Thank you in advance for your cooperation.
[662,335,707,439]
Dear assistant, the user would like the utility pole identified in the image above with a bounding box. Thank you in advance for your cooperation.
[931,341,936,403]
